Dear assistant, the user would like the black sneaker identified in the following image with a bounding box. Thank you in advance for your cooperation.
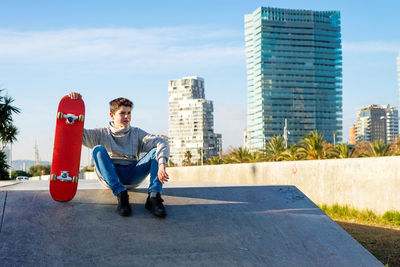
[117,190,131,216]
[145,193,167,218]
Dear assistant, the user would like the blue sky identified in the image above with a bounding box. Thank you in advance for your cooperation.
[2,0,400,166]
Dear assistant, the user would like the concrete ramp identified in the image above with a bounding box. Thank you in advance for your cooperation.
[0,183,382,266]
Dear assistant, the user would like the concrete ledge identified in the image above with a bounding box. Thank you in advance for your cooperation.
[0,184,381,266]
[167,156,400,215]
[28,156,400,215]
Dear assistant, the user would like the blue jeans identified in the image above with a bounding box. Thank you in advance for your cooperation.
[92,145,163,196]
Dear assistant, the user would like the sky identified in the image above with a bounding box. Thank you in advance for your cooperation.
[2,0,400,166]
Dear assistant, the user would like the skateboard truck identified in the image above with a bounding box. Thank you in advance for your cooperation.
[57,112,84,124]
[50,171,78,183]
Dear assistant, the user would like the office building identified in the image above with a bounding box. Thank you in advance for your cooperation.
[168,76,221,165]
[245,6,343,150]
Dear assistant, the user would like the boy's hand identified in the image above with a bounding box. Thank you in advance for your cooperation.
[68,92,82,99]
[158,163,169,184]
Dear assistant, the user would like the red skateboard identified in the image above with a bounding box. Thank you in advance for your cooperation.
[50,95,85,202]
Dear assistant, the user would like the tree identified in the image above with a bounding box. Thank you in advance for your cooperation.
[0,89,20,180]
[183,150,192,166]
[364,139,392,157]
[0,151,9,179]
[335,143,354,159]
[264,135,286,161]
[298,130,336,160]
[352,141,370,158]
[322,142,338,159]
[206,156,223,165]
[281,144,301,161]
[28,165,51,177]
[0,89,20,150]
[389,136,400,155]
[247,151,266,163]
[11,170,30,179]
[197,148,203,165]
[167,160,177,167]
[225,147,250,163]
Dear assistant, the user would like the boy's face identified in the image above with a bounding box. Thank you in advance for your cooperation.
[110,106,131,128]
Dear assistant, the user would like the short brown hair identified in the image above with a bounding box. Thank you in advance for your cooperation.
[109,97,133,114]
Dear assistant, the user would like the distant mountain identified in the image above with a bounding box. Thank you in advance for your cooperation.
[12,160,51,172]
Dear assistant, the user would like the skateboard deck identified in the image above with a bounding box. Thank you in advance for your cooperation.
[50,95,85,202]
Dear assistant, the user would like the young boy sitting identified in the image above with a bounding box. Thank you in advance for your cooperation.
[68,92,170,217]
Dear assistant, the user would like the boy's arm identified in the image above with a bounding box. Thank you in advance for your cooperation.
[138,128,170,184]
[82,128,102,148]
[138,128,169,165]
[67,92,102,148]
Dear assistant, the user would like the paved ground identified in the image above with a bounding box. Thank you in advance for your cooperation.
[0,180,382,266]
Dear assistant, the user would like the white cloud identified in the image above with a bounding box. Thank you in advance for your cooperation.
[0,27,245,71]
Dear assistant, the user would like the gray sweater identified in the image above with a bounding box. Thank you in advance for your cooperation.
[83,122,169,166]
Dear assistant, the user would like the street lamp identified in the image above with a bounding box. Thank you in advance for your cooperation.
[283,118,290,149]
[332,131,336,146]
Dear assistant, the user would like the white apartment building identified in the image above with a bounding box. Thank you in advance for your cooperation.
[356,104,398,143]
[383,105,399,142]
[168,76,221,165]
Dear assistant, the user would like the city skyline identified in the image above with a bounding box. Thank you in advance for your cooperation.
[2,0,400,166]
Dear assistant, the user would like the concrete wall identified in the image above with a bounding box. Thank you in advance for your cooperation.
[31,157,400,215]
[167,156,400,215]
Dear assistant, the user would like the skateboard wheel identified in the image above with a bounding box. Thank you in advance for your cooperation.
[78,115,85,122]
[57,112,63,119]
[50,174,56,181]
[72,176,78,183]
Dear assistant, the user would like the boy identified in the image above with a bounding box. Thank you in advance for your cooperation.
[68,92,170,218]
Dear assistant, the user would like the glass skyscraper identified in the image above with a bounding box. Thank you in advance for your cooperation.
[245,7,343,150]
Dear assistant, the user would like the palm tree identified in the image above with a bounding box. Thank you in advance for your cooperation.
[0,90,20,151]
[0,89,20,180]
[364,139,391,157]
[264,135,286,161]
[0,151,9,179]
[298,130,336,160]
[206,156,223,165]
[335,143,354,159]
[281,144,301,161]
[196,148,202,165]
[226,147,250,163]
[298,130,324,159]
[247,151,266,163]
[183,150,192,166]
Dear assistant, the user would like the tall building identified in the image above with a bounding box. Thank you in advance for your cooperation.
[168,76,221,165]
[245,7,343,150]
[383,105,399,142]
[356,105,386,143]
